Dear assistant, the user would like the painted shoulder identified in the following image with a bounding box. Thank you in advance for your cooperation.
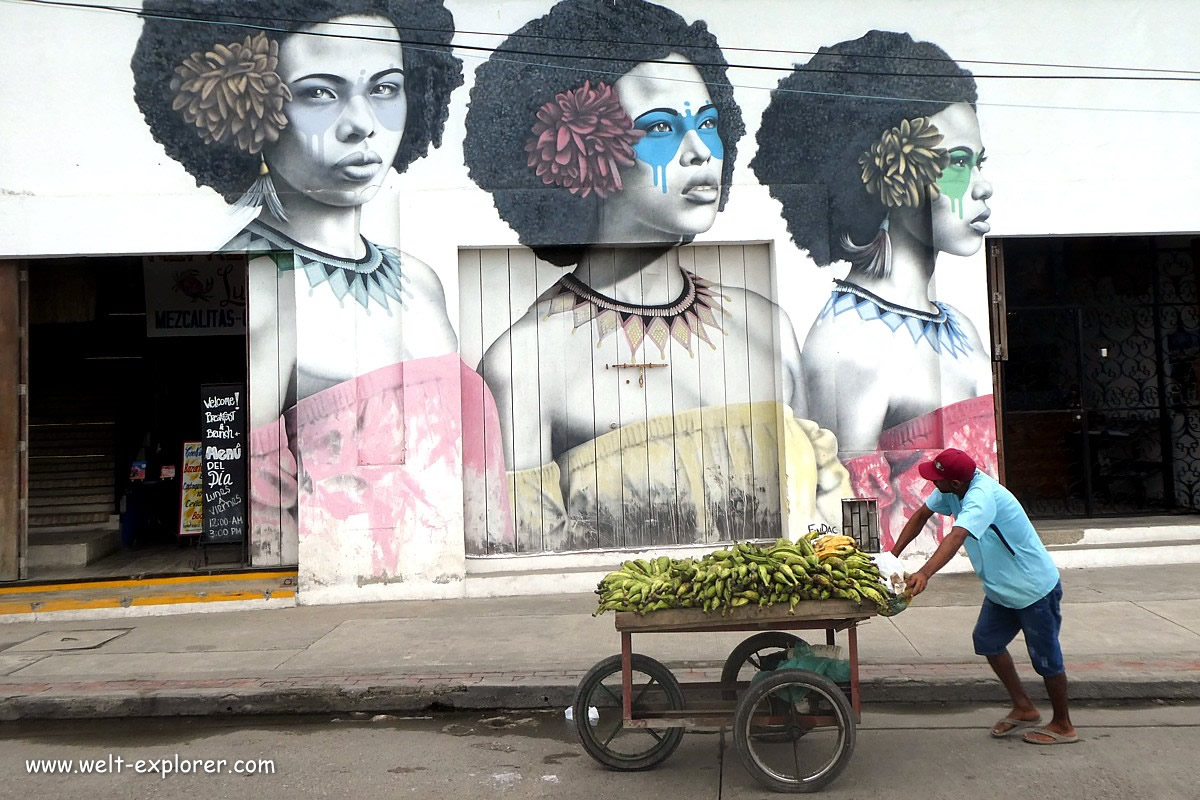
[939,300,987,339]
[482,297,579,374]
[221,226,273,255]
[382,246,446,304]
[480,304,537,375]
[721,286,799,330]
[724,285,773,313]
[724,286,802,355]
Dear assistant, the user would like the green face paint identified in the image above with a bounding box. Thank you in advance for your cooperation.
[936,148,983,219]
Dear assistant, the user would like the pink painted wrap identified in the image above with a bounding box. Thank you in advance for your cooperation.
[248,354,514,583]
[845,394,998,551]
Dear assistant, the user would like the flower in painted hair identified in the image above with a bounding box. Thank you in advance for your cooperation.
[170,31,293,154]
[858,117,950,208]
[525,80,644,198]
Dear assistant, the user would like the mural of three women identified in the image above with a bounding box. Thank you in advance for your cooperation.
[131,0,998,571]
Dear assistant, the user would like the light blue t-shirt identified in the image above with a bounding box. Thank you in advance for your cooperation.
[924,470,1059,609]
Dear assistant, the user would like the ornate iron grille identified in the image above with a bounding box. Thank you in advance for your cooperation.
[999,237,1200,518]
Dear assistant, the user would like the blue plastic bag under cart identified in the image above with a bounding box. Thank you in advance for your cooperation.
[750,641,851,702]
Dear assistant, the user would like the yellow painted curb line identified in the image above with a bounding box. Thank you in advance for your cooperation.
[0,600,39,615]
[126,590,297,607]
[0,571,298,596]
[0,589,296,615]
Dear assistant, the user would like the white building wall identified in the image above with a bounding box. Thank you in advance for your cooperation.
[1,0,1197,602]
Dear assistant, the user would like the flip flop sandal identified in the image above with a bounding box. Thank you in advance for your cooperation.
[1022,727,1080,745]
[990,716,1042,738]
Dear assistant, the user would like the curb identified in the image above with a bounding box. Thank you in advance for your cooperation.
[3,673,1197,721]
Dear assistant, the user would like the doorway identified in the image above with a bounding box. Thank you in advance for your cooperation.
[22,254,250,580]
[997,236,1200,518]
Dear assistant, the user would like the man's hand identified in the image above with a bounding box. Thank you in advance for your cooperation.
[907,571,929,597]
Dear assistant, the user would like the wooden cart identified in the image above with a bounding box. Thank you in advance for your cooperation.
[571,600,875,793]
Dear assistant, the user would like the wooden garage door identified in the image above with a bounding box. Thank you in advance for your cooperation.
[460,244,786,555]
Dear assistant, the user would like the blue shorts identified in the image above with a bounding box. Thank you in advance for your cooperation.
[972,581,1064,677]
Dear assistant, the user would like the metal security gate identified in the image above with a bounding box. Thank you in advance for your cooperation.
[997,236,1200,518]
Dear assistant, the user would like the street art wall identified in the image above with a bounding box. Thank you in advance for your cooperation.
[3,0,1199,600]
[130,0,514,597]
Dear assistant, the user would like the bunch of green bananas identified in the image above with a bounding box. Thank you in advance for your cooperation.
[593,534,900,617]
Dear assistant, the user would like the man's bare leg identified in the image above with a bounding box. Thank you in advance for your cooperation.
[1024,672,1077,742]
[986,650,1040,734]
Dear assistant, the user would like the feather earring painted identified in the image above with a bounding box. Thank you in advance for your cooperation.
[841,217,893,279]
[232,156,289,223]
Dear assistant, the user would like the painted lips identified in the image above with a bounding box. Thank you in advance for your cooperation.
[681,176,719,204]
[969,209,991,234]
[335,151,384,181]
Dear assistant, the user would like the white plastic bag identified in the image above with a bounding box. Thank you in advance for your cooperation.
[870,551,909,595]
[564,706,599,726]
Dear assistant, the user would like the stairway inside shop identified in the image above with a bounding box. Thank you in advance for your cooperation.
[26,406,121,572]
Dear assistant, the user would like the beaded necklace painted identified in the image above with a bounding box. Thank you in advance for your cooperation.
[820,279,973,358]
[225,220,409,315]
[544,269,730,359]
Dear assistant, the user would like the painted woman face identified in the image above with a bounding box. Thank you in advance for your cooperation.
[894,102,993,257]
[597,54,723,243]
[264,15,407,209]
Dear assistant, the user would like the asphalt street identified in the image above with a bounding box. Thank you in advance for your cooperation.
[2,702,1197,799]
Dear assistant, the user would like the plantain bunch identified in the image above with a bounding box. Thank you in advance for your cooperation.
[593,532,902,618]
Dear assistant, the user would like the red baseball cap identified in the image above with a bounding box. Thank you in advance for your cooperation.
[918,448,977,483]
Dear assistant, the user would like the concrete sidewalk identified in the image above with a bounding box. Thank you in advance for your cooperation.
[1,564,1198,720]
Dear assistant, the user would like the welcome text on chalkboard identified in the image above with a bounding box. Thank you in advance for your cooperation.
[201,383,247,545]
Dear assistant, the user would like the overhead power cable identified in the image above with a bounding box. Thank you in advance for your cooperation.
[8,0,1200,115]
[13,0,1200,81]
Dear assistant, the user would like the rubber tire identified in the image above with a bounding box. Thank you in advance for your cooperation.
[733,668,856,793]
[573,653,686,772]
[721,632,805,701]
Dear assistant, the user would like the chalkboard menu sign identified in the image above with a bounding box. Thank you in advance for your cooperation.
[200,383,247,544]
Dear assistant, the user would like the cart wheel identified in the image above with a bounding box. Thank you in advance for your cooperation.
[721,632,805,701]
[573,653,686,772]
[733,669,856,793]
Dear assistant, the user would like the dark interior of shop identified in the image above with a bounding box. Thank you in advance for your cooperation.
[999,235,1200,518]
[26,256,247,580]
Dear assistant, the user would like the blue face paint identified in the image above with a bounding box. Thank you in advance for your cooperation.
[632,102,722,194]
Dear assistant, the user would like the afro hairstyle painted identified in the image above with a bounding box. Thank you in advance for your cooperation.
[463,0,745,266]
[132,0,463,203]
[750,30,977,267]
